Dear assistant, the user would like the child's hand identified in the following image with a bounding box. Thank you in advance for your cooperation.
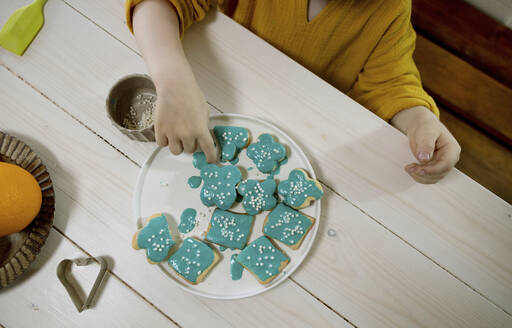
[132,0,216,162]
[154,82,216,162]
[391,106,461,184]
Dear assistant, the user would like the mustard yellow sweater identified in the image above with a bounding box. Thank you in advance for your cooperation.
[126,0,439,121]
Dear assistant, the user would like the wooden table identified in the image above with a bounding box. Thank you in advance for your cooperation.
[1,1,511,327]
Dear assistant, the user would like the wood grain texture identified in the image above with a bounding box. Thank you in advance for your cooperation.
[414,35,512,146]
[2,0,511,317]
[294,188,512,327]
[465,0,512,28]
[171,11,512,314]
[440,108,512,204]
[412,0,512,88]
[2,1,512,326]
[2,54,511,328]
[0,230,175,328]
[0,65,351,328]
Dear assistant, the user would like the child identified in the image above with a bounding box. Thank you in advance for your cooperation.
[126,0,460,184]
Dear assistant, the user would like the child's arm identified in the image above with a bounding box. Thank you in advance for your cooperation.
[349,3,460,184]
[391,106,460,184]
[132,0,216,162]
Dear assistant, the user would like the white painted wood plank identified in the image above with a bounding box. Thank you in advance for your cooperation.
[1,4,511,327]
[52,0,512,313]
[0,65,351,328]
[294,188,512,327]
[0,229,175,328]
[2,63,511,328]
[0,0,152,164]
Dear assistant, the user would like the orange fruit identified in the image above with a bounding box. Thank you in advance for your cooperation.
[0,162,42,237]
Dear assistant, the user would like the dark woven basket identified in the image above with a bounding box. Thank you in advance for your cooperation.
[0,132,55,289]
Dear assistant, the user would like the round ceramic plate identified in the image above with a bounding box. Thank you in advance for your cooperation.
[133,113,320,299]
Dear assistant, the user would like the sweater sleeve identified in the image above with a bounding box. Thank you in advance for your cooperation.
[125,0,215,38]
[348,2,439,122]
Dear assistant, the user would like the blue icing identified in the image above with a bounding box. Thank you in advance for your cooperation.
[187,176,202,189]
[230,254,243,280]
[213,125,249,162]
[236,236,289,282]
[237,179,278,215]
[229,157,239,165]
[168,238,216,284]
[136,215,175,263]
[247,134,286,173]
[247,167,253,171]
[269,155,288,178]
[192,152,208,170]
[206,209,254,249]
[278,169,323,208]
[178,208,197,233]
[219,246,227,252]
[264,203,314,246]
[200,164,241,210]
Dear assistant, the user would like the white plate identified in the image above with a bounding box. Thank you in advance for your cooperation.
[133,113,321,299]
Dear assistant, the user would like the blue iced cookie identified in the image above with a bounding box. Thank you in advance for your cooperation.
[236,236,289,284]
[246,134,286,173]
[205,209,254,249]
[237,179,278,215]
[213,125,250,162]
[132,214,175,264]
[263,203,315,249]
[278,169,323,209]
[200,164,242,210]
[168,237,220,285]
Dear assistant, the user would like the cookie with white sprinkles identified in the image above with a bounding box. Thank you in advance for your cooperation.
[213,125,250,162]
[263,203,315,249]
[132,213,175,264]
[277,168,323,209]
[200,163,242,210]
[236,236,290,284]
[246,134,286,173]
[205,209,254,249]
[237,178,278,215]
[168,237,220,285]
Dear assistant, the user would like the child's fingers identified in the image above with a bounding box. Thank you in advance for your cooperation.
[155,131,169,147]
[198,133,216,163]
[409,125,440,163]
[168,137,183,155]
[405,163,445,184]
[411,171,444,184]
[405,141,459,183]
[421,143,460,176]
[182,137,196,153]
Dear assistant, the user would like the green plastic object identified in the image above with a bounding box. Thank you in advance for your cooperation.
[0,0,47,56]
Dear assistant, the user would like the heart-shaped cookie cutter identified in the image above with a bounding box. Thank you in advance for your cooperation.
[56,257,107,312]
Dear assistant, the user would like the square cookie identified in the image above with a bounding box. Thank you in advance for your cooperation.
[236,236,289,284]
[263,203,315,249]
[205,209,254,249]
[168,237,219,285]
